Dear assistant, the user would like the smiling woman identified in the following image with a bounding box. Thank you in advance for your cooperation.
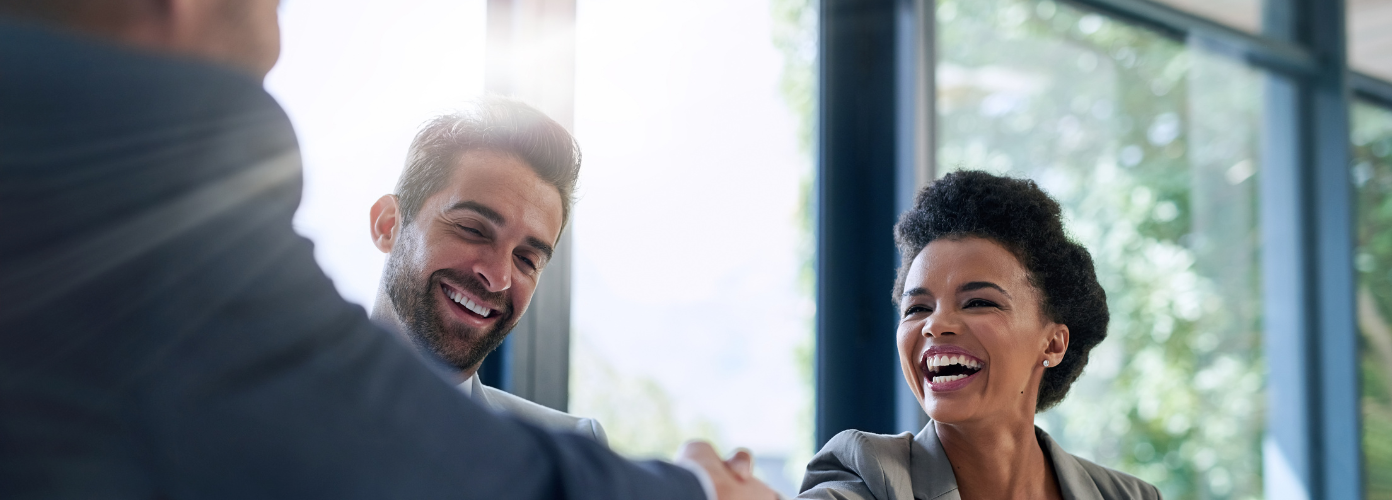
[798,171,1158,500]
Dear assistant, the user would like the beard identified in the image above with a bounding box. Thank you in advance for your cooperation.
[382,249,517,372]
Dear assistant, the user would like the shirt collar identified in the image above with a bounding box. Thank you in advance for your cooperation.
[457,373,477,398]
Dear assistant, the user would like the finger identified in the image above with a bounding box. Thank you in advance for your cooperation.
[725,449,754,480]
[675,440,722,469]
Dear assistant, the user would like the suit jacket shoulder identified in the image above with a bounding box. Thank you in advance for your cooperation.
[799,423,1160,500]
[798,429,920,500]
[475,379,609,446]
[1039,429,1161,500]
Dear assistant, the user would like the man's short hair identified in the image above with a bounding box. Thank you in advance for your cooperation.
[396,97,581,230]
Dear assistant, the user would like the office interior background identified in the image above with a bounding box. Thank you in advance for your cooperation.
[264,0,1392,498]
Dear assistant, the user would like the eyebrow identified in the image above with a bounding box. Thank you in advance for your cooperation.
[960,281,1012,299]
[901,287,930,298]
[524,236,554,261]
[446,200,555,261]
[446,201,505,225]
[900,281,1012,299]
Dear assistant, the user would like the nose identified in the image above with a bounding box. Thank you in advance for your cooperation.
[923,309,959,338]
[472,248,513,293]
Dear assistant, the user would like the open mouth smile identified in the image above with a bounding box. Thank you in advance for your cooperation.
[921,347,985,392]
[440,283,495,319]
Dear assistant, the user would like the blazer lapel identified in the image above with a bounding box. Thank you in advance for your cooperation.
[910,422,962,500]
[1035,427,1104,500]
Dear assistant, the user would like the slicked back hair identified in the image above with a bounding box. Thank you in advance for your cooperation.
[395,97,580,231]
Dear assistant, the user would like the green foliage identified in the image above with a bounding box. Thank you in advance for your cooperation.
[939,1,1263,498]
[1351,102,1392,500]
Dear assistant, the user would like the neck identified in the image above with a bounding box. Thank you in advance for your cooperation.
[935,417,1061,500]
[457,363,481,384]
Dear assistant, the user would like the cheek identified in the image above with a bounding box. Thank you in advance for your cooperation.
[507,282,537,315]
[420,233,480,268]
[896,322,921,363]
[968,319,1035,385]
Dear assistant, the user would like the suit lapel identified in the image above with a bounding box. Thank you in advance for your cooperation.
[910,422,962,500]
[1035,427,1104,500]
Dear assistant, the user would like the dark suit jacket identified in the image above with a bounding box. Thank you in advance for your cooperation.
[799,422,1161,500]
[0,20,703,500]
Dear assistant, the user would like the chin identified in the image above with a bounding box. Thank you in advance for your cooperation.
[922,399,977,424]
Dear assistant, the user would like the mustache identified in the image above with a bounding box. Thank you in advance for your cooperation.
[430,269,513,317]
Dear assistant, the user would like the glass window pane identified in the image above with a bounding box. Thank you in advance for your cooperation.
[567,0,816,496]
[1349,0,1392,82]
[1351,100,1392,500]
[1147,0,1262,33]
[938,1,1265,498]
[265,0,488,306]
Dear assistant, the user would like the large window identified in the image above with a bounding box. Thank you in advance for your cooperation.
[566,0,816,495]
[938,1,1265,497]
[1353,100,1392,500]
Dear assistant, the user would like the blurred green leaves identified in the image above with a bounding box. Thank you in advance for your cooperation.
[1352,102,1392,500]
[939,1,1264,498]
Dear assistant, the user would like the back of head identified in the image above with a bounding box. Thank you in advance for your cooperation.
[0,0,281,78]
[396,97,581,231]
[0,1,130,22]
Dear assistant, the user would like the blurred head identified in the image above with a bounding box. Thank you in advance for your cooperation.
[893,170,1108,426]
[0,0,281,78]
[369,98,580,376]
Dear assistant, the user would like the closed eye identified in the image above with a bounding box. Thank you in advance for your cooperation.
[457,224,484,237]
[902,304,932,317]
[515,254,537,272]
[964,298,999,308]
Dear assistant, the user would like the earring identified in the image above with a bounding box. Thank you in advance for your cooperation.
[1042,360,1050,367]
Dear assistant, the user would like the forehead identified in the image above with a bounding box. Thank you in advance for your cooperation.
[905,237,1031,292]
[422,149,564,239]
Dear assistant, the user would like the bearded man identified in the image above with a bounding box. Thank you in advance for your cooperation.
[368,101,605,443]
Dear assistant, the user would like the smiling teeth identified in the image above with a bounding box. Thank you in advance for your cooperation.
[446,289,492,318]
[926,355,982,370]
[932,374,969,384]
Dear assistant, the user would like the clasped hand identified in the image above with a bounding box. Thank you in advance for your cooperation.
[676,441,782,500]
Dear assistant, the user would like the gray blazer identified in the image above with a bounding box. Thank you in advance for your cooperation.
[465,375,609,446]
[799,422,1160,500]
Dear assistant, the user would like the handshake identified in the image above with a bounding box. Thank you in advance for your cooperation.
[678,442,784,500]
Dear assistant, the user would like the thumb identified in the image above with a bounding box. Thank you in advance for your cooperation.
[725,449,754,480]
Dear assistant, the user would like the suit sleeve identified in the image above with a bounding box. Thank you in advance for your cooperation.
[797,431,883,500]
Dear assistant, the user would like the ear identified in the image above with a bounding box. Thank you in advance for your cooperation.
[1043,323,1070,368]
[369,194,402,253]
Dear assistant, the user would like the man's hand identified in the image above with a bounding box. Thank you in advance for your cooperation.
[676,441,780,500]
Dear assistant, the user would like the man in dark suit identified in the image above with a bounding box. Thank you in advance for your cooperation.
[0,1,775,498]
